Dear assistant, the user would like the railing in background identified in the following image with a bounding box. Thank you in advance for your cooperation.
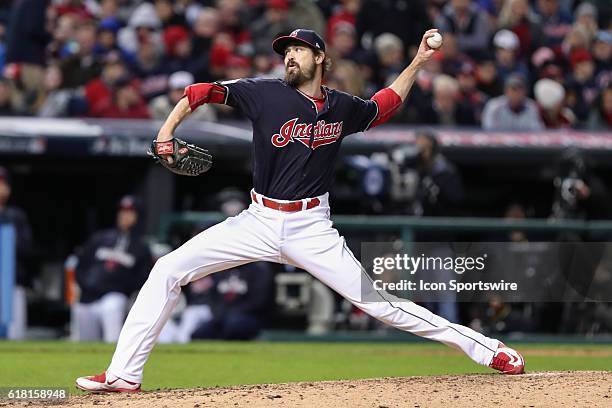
[0,223,15,338]
[158,212,612,244]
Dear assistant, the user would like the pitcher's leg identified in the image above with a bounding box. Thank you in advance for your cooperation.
[108,210,279,383]
[284,229,498,366]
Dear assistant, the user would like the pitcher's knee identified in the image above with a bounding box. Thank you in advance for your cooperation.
[149,254,185,285]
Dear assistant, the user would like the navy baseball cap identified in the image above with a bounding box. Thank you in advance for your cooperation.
[118,195,140,211]
[272,29,326,56]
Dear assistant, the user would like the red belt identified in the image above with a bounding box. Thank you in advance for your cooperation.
[251,191,320,212]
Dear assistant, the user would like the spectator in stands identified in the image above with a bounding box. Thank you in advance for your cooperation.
[565,49,599,125]
[0,79,17,116]
[130,41,166,99]
[357,0,429,55]
[436,33,472,76]
[0,11,7,74]
[534,78,575,128]
[162,25,195,75]
[475,54,503,98]
[94,75,149,119]
[253,50,285,79]
[215,0,252,57]
[352,51,380,97]
[52,0,95,20]
[60,21,103,89]
[225,54,253,81]
[473,0,499,17]
[434,0,492,57]
[561,24,593,62]
[482,73,544,130]
[149,71,216,121]
[573,2,599,44]
[37,63,77,117]
[4,0,51,114]
[190,7,221,82]
[456,61,487,123]
[155,0,187,28]
[289,0,326,37]
[591,30,611,78]
[328,22,360,62]
[417,74,477,126]
[398,54,443,123]
[117,2,163,61]
[325,59,365,97]
[0,0,608,129]
[47,12,78,61]
[84,51,128,116]
[588,85,612,129]
[493,29,530,84]
[190,262,274,340]
[326,0,360,40]
[497,0,543,57]
[208,32,237,79]
[531,46,559,79]
[93,17,129,62]
[373,33,405,86]
[74,195,152,342]
[534,0,572,47]
[250,0,295,56]
[0,166,34,340]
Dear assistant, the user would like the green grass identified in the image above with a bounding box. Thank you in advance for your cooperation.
[0,341,610,391]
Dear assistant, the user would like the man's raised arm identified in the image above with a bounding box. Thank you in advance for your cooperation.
[156,83,227,142]
[388,29,438,102]
[365,29,440,129]
[156,97,192,142]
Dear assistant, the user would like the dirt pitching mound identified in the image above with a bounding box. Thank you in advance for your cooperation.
[8,371,612,408]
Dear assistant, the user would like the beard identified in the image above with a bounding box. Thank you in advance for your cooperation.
[284,61,315,87]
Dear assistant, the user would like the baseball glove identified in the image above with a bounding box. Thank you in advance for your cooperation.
[149,138,213,176]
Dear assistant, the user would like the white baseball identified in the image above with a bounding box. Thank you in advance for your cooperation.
[427,33,443,49]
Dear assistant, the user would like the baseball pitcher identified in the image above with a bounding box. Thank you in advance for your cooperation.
[76,28,524,392]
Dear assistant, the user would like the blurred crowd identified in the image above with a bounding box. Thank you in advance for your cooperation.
[0,0,609,128]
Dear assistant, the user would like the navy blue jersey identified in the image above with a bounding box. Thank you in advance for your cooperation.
[217,78,378,200]
[75,229,153,303]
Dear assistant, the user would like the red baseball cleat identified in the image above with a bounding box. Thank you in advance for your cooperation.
[489,342,525,374]
[75,371,141,393]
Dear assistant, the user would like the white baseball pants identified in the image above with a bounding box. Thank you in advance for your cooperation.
[8,285,27,340]
[108,191,499,383]
[74,292,129,343]
[157,305,213,344]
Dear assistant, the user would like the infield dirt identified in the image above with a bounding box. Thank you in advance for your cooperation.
[3,371,610,408]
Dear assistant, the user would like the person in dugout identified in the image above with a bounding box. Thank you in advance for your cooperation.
[74,195,152,342]
[190,262,275,341]
[0,166,33,340]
